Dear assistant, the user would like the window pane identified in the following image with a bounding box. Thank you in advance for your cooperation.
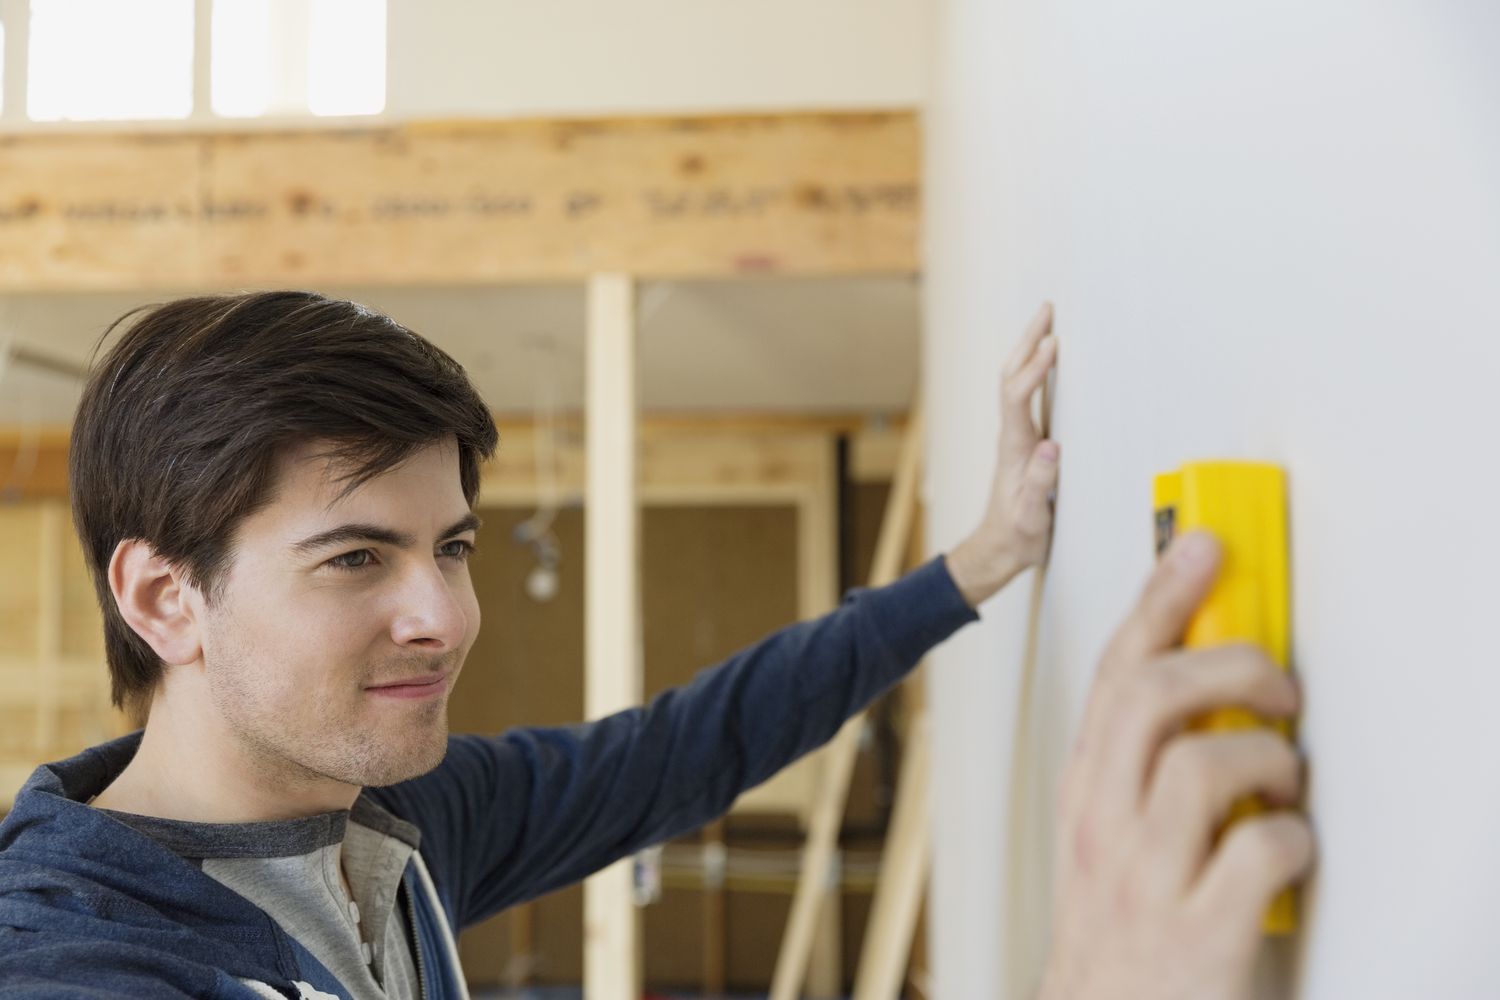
[210,0,274,117]
[28,0,193,121]
[307,0,384,117]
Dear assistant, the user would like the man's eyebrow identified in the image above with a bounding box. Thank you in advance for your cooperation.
[291,514,482,555]
[441,513,484,540]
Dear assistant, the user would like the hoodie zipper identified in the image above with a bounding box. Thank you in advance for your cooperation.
[404,883,429,1000]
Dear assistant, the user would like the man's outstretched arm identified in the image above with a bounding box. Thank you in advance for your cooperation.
[369,304,1062,929]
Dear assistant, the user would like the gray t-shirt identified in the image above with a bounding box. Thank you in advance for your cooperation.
[97,796,423,1000]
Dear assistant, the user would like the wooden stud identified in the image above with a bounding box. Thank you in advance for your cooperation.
[33,503,64,753]
[770,400,923,1000]
[508,903,536,992]
[582,273,642,1000]
[726,430,839,814]
[852,710,932,1000]
[798,434,844,999]
[702,820,728,996]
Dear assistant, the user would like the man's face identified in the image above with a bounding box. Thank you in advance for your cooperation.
[196,438,481,789]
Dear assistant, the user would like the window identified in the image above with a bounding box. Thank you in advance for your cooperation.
[212,0,384,118]
[209,0,274,118]
[27,0,194,121]
[307,0,385,117]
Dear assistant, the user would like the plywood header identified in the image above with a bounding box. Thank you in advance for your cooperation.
[0,113,920,290]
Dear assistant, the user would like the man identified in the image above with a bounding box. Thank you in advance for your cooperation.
[0,292,1310,999]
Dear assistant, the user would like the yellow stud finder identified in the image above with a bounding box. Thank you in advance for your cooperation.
[1152,461,1298,934]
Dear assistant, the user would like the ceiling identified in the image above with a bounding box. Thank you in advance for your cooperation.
[0,277,921,426]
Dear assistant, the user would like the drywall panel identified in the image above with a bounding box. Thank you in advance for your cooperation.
[924,3,1500,998]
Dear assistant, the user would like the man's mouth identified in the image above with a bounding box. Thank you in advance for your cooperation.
[364,671,451,700]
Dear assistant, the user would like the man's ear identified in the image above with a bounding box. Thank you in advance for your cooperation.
[108,540,203,667]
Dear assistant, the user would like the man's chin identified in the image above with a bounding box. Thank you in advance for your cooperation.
[350,727,451,788]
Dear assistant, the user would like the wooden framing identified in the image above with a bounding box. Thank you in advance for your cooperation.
[0,431,71,503]
[32,504,63,750]
[852,710,932,1000]
[770,401,924,1000]
[0,498,125,811]
[0,113,919,290]
[0,417,904,504]
[0,103,927,998]
[795,431,844,999]
[701,819,729,995]
[1,414,906,994]
[478,417,850,996]
[582,274,642,1000]
[849,518,937,1000]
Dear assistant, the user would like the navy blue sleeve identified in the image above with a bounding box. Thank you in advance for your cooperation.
[367,556,977,930]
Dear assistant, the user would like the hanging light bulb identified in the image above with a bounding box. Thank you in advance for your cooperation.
[525,563,559,603]
[514,521,561,604]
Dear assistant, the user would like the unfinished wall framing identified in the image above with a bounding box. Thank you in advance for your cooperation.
[0,108,925,1000]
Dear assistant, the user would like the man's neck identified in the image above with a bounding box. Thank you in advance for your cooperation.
[91,740,366,911]
[91,694,360,824]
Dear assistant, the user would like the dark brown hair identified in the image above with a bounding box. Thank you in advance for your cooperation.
[69,290,498,716]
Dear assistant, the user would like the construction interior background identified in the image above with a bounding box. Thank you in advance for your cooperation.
[2,3,1498,1000]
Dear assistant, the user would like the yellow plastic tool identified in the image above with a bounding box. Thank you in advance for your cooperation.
[1152,461,1297,934]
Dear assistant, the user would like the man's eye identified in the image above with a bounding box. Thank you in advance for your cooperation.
[439,540,476,561]
[328,549,376,571]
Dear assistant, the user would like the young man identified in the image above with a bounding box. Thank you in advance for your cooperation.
[0,292,1310,999]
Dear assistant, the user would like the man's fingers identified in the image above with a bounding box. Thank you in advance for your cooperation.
[1002,334,1057,423]
[1102,532,1222,673]
[1067,533,1223,827]
[1190,812,1315,938]
[1004,301,1054,377]
[1078,532,1221,753]
[1143,729,1303,891]
[1084,641,1298,825]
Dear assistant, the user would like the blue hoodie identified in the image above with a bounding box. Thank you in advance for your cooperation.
[0,558,976,998]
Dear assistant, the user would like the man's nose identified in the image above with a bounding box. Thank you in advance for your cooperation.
[389,563,467,651]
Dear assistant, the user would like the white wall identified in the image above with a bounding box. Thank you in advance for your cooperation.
[387,0,931,117]
[924,3,1500,999]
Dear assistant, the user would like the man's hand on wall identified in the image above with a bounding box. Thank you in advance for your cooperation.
[1039,532,1314,1000]
[946,302,1061,608]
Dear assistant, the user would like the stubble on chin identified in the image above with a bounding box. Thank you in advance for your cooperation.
[214,677,454,792]
[319,694,454,788]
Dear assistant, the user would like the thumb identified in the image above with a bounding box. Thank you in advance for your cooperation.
[1016,440,1061,527]
[1104,531,1222,671]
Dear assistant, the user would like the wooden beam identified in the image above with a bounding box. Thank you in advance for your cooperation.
[798,435,844,999]
[847,513,936,1000]
[33,503,64,750]
[0,113,920,291]
[508,903,536,992]
[770,400,924,1000]
[582,273,641,1000]
[702,820,728,996]
[0,416,905,502]
[852,709,932,1000]
[723,432,838,820]
[0,430,71,500]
